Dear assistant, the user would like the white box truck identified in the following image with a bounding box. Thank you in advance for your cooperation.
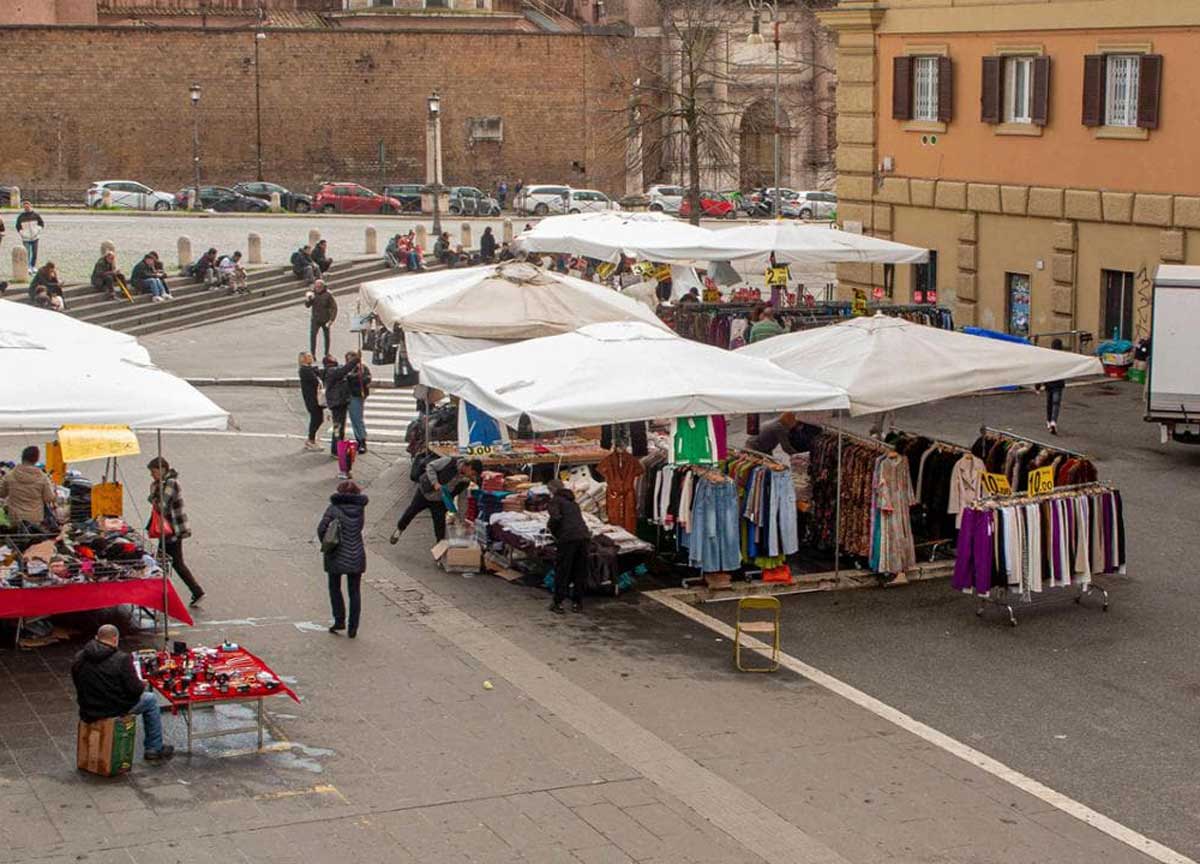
[1146,265,1200,444]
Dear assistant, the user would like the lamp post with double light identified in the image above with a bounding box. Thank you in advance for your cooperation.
[253,5,266,181]
[747,0,781,220]
[428,91,444,238]
[189,82,202,210]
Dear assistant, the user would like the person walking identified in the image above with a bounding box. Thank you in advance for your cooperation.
[317,480,368,638]
[480,227,497,262]
[15,201,44,275]
[305,280,337,359]
[1040,338,1067,435]
[390,457,481,544]
[146,457,205,607]
[299,352,325,451]
[344,350,372,455]
[546,479,589,614]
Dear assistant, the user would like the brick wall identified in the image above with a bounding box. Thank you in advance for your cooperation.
[0,26,633,198]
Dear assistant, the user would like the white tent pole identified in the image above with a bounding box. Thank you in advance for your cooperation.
[834,410,842,580]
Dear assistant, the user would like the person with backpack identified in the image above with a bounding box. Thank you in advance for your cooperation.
[299,351,325,451]
[343,350,372,454]
[291,244,318,283]
[390,457,482,544]
[317,480,368,638]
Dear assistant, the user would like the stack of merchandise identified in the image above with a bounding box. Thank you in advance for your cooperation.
[1,518,159,589]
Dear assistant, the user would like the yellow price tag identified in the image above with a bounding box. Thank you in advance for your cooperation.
[1029,465,1055,495]
[463,444,496,456]
[766,265,790,287]
[851,287,869,317]
[982,472,1012,496]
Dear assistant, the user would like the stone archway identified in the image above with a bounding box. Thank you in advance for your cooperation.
[739,99,790,190]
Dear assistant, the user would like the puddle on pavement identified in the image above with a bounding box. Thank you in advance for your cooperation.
[165,702,333,772]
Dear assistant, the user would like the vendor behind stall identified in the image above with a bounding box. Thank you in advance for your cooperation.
[72,624,174,763]
[0,446,56,530]
[744,413,819,456]
[547,479,590,615]
[390,456,482,544]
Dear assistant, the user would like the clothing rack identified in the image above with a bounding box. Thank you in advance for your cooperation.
[834,427,897,453]
[729,448,787,471]
[979,426,1089,461]
[976,480,1111,505]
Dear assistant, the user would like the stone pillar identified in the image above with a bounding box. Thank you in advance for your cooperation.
[1050,220,1078,334]
[269,192,283,212]
[101,189,113,208]
[460,223,472,249]
[186,189,198,211]
[415,224,428,250]
[365,226,377,255]
[11,245,28,281]
[308,228,321,248]
[100,240,116,257]
[177,236,192,272]
[503,219,514,243]
[956,212,979,327]
[8,187,19,208]
[247,232,263,265]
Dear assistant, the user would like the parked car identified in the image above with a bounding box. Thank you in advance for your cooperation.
[514,184,571,217]
[566,189,620,214]
[172,186,270,212]
[646,184,685,214]
[448,186,502,217]
[790,191,838,220]
[232,181,312,212]
[313,182,402,214]
[678,191,736,220]
[0,185,18,206]
[87,180,174,211]
[382,184,425,213]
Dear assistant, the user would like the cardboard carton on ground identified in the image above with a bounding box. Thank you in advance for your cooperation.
[77,715,137,777]
[431,540,482,573]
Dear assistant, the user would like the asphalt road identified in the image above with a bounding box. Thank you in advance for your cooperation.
[704,381,1200,858]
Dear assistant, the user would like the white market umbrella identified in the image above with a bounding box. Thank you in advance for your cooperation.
[420,320,849,431]
[513,212,716,263]
[1,300,151,364]
[737,313,1101,416]
[644,221,929,268]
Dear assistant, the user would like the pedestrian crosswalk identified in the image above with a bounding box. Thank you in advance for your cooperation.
[361,387,420,441]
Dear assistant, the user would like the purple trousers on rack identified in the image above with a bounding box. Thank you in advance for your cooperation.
[952,508,994,593]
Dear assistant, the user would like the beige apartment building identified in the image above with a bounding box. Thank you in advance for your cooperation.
[819,0,1200,344]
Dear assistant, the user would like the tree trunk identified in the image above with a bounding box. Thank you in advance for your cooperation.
[686,114,701,227]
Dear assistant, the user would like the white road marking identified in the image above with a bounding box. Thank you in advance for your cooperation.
[647,590,1194,864]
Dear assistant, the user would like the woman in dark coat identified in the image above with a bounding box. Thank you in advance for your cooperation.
[298,351,325,450]
[317,480,368,637]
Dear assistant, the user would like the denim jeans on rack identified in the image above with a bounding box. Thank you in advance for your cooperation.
[769,471,799,556]
[690,480,741,572]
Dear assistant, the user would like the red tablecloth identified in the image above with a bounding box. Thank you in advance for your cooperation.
[0,579,194,626]
[148,647,298,706]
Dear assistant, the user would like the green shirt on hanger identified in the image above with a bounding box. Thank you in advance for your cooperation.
[674,416,713,464]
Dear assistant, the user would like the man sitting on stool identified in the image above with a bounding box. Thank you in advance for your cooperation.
[71,625,174,763]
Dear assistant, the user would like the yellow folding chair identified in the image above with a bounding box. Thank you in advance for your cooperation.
[734,596,781,672]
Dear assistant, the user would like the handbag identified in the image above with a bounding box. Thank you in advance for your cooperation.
[320,515,341,554]
[315,378,326,409]
[148,509,174,540]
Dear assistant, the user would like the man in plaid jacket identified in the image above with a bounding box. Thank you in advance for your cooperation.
[147,457,204,606]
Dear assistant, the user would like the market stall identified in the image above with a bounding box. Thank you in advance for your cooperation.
[513,211,714,264]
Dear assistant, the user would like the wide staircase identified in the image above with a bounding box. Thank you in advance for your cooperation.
[7,256,394,338]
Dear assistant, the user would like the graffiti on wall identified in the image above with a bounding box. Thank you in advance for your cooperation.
[1135,265,1153,339]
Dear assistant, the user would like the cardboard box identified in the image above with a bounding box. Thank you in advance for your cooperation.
[77,715,137,777]
[431,541,482,573]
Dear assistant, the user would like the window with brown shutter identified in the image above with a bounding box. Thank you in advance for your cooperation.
[936,56,954,123]
[1081,54,1105,126]
[1031,56,1051,126]
[1137,54,1163,129]
[893,56,914,120]
[980,56,1002,123]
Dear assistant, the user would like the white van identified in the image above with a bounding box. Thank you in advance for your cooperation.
[515,184,571,216]
[567,189,620,214]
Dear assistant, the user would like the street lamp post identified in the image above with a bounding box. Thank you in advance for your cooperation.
[428,91,443,238]
[189,82,202,210]
[747,0,781,220]
[253,5,266,181]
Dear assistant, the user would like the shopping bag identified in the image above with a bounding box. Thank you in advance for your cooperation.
[148,509,174,539]
[337,440,358,475]
[90,481,123,518]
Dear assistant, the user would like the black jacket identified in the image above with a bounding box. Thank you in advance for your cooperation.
[312,245,332,271]
[346,361,372,399]
[291,249,314,278]
[299,364,323,411]
[480,230,497,259]
[71,640,145,723]
[547,488,590,543]
[28,266,61,301]
[91,256,116,288]
[324,363,352,409]
[318,492,368,574]
[306,288,338,325]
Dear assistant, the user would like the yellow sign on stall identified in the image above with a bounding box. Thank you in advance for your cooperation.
[1029,466,1055,495]
[57,425,141,463]
[43,441,66,486]
[982,472,1012,496]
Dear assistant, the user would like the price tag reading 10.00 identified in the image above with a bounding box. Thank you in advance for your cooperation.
[982,472,1011,496]
[1029,465,1055,495]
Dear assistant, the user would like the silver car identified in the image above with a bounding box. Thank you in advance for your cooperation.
[646,184,684,214]
[515,184,571,216]
[567,189,620,214]
[790,191,838,220]
[86,180,174,211]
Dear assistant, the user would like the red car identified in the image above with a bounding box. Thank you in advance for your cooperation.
[314,183,402,214]
[678,192,736,219]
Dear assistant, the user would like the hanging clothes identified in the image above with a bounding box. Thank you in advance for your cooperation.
[596,450,645,534]
[869,453,917,574]
[671,416,715,464]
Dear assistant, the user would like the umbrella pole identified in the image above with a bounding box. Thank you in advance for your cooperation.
[834,411,842,581]
[157,429,170,648]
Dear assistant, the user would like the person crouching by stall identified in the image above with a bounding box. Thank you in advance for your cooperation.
[547,479,590,615]
[146,457,205,607]
[318,480,368,638]
[390,457,481,545]
[72,624,174,763]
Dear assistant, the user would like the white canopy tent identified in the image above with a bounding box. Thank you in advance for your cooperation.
[419,321,849,431]
[1,300,151,364]
[737,313,1102,416]
[359,261,670,368]
[513,212,715,264]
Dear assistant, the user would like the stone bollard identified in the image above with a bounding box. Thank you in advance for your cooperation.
[503,218,514,243]
[365,226,377,255]
[186,189,198,211]
[177,236,192,272]
[11,245,28,281]
[460,223,472,249]
[269,192,282,212]
[8,187,19,208]
[415,224,428,250]
[101,189,113,208]
[247,232,263,265]
[308,228,321,249]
